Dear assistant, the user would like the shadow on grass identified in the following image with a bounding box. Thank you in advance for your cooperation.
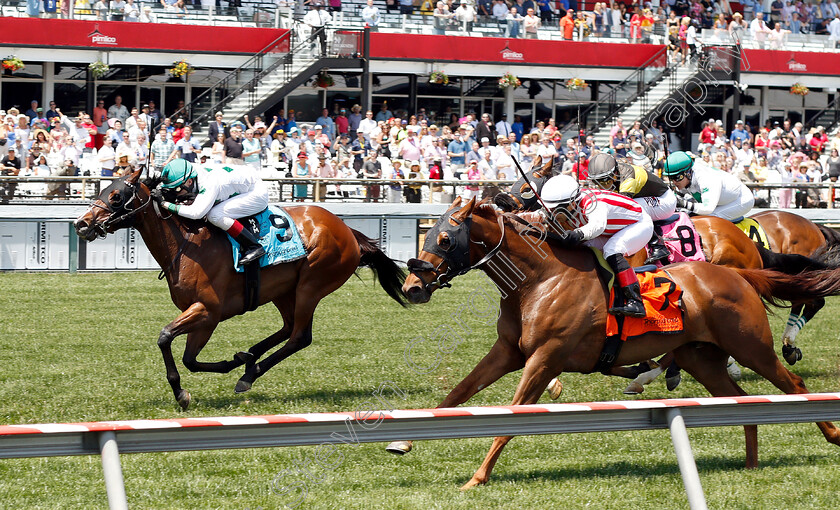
[384,452,838,489]
[732,365,828,383]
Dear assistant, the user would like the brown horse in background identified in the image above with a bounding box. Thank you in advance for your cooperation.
[74,170,407,409]
[751,210,840,354]
[391,197,840,489]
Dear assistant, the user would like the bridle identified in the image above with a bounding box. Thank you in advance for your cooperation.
[88,178,153,238]
[407,209,507,295]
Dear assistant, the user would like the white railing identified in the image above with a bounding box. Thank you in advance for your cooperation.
[3,393,840,510]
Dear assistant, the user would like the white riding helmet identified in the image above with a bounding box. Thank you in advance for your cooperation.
[542,174,581,209]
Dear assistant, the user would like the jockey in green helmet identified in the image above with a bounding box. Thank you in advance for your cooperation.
[154,159,268,266]
[662,151,755,221]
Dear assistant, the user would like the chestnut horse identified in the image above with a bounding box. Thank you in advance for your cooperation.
[751,210,840,352]
[392,197,840,489]
[74,170,407,409]
[497,160,831,364]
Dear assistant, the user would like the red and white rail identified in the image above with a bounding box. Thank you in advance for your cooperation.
[3,393,840,510]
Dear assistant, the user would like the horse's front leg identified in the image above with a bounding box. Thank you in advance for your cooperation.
[158,302,215,410]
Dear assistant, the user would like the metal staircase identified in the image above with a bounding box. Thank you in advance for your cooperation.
[592,60,701,148]
[804,95,840,136]
[172,27,365,141]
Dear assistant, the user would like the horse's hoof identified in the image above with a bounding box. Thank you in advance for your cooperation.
[782,345,803,365]
[726,357,742,380]
[623,382,644,395]
[386,441,412,455]
[546,378,563,400]
[234,351,255,364]
[234,379,252,394]
[666,374,682,391]
[460,478,484,491]
[176,390,191,410]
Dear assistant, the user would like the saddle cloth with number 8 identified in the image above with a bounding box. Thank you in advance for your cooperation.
[656,212,706,265]
[226,205,308,272]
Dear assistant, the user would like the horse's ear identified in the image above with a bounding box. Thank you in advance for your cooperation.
[533,155,554,178]
[126,168,143,184]
[452,196,477,222]
[450,196,463,209]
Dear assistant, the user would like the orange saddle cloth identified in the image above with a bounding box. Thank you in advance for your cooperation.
[606,270,685,341]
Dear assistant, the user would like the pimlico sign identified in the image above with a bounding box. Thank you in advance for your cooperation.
[88,24,118,46]
[500,45,524,61]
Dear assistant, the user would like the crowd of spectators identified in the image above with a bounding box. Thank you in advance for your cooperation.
[2,95,839,207]
[0,96,202,199]
[688,116,840,208]
[343,0,840,46]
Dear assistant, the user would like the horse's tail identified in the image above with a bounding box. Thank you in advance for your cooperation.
[756,244,828,274]
[817,224,840,249]
[352,228,409,307]
[734,267,840,308]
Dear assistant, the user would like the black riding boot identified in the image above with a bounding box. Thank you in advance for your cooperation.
[235,228,266,266]
[644,233,669,265]
[606,254,646,318]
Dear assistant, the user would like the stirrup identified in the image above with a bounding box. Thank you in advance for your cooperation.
[608,300,646,318]
[644,245,669,265]
[238,246,266,266]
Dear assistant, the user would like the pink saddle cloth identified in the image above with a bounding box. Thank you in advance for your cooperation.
[652,212,706,265]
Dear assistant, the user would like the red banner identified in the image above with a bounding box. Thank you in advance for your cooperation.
[741,49,840,76]
[369,33,665,68]
[0,18,289,54]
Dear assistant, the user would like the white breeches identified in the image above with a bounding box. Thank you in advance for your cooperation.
[586,213,654,258]
[713,187,755,221]
[206,180,270,230]
[634,189,677,221]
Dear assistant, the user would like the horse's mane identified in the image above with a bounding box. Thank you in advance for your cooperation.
[473,202,578,249]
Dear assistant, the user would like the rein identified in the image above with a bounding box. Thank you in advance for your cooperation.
[409,212,507,294]
[158,232,194,280]
[89,182,153,238]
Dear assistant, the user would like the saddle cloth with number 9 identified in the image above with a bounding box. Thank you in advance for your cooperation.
[226,205,308,272]
[657,212,706,265]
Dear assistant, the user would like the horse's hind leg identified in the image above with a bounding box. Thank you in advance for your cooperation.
[240,297,295,364]
[235,293,321,393]
[781,299,824,365]
[674,343,758,468]
[462,346,561,490]
[182,327,253,374]
[727,326,840,448]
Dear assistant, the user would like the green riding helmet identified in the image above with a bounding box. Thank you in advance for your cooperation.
[661,151,694,177]
[160,159,197,189]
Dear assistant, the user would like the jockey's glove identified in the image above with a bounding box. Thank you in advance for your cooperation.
[676,196,694,212]
[558,229,585,248]
[150,188,164,202]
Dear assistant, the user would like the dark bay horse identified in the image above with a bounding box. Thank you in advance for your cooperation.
[74,170,407,409]
[392,197,840,489]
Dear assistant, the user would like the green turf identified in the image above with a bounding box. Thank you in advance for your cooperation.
[1,270,840,509]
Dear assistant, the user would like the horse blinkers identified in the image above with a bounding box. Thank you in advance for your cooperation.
[77,174,146,240]
[407,208,473,294]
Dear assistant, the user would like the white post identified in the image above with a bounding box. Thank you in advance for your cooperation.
[99,432,128,510]
[505,84,514,125]
[667,409,708,510]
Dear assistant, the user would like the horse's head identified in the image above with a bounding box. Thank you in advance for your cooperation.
[74,169,153,241]
[404,196,479,304]
[493,155,557,213]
